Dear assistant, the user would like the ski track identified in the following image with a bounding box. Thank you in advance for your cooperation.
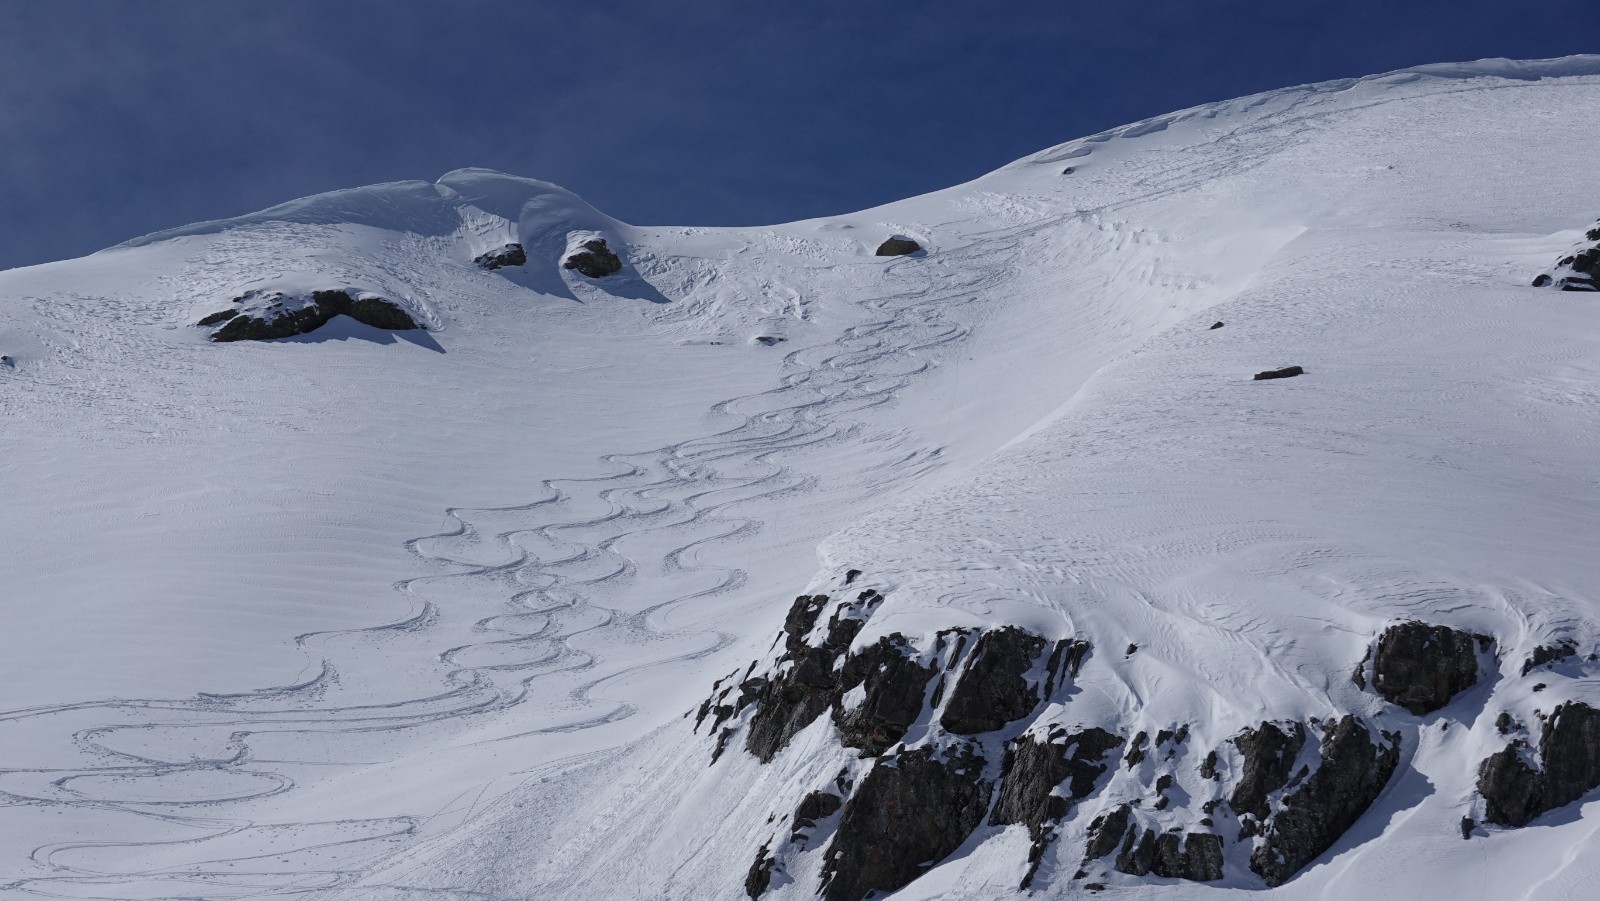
[0,232,1020,899]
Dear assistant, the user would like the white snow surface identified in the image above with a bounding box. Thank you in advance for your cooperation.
[2,56,1599,899]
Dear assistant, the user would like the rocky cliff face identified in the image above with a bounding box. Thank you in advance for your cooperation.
[692,571,1564,897]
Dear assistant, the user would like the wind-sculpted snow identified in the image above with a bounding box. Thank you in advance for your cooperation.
[3,56,1600,901]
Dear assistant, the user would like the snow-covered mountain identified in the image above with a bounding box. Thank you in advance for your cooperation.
[3,56,1600,901]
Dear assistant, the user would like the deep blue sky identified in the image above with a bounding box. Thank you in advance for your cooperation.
[2,1,1596,270]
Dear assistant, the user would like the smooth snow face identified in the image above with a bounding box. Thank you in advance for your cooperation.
[0,56,1598,900]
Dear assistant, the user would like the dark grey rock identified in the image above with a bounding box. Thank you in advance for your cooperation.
[1115,826,1159,876]
[875,237,922,257]
[1124,731,1149,768]
[746,844,775,899]
[1084,803,1133,861]
[1209,321,1224,329]
[742,595,839,762]
[1572,247,1600,275]
[197,309,240,326]
[1368,621,1488,715]
[791,789,843,841]
[562,238,623,277]
[991,728,1122,888]
[1533,274,1553,287]
[1249,716,1400,887]
[210,290,420,342]
[820,746,992,901]
[939,627,1047,734]
[1253,365,1305,381]
[739,590,899,762]
[1521,641,1577,676]
[473,242,526,270]
[1115,825,1222,880]
[1230,722,1307,820]
[1181,832,1225,880]
[832,636,935,756]
[1479,701,1600,827]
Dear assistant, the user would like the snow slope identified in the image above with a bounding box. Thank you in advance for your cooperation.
[2,56,1599,900]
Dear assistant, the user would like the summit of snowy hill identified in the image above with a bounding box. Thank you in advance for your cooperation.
[3,56,1600,901]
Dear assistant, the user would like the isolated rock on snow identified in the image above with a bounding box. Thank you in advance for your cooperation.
[1253,365,1305,381]
[562,238,623,277]
[874,237,922,257]
[1536,224,1600,292]
[1364,621,1490,714]
[1249,716,1401,887]
[473,242,526,270]
[207,290,420,342]
[1478,700,1600,826]
[819,746,992,901]
[1521,641,1578,676]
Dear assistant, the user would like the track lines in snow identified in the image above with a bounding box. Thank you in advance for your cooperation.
[0,233,1008,899]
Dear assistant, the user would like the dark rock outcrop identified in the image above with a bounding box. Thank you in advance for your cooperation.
[1114,827,1223,881]
[819,746,993,901]
[1253,365,1305,381]
[562,238,623,277]
[874,237,921,257]
[209,290,420,342]
[791,790,843,841]
[745,845,775,899]
[991,728,1123,888]
[1479,701,1600,826]
[832,636,936,756]
[940,627,1048,734]
[1084,803,1133,862]
[1367,621,1488,715]
[474,242,527,270]
[740,590,892,761]
[1249,716,1400,887]
[1231,722,1308,820]
[197,309,240,326]
[1209,321,1224,329]
[1537,227,1600,291]
[1521,641,1577,676]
